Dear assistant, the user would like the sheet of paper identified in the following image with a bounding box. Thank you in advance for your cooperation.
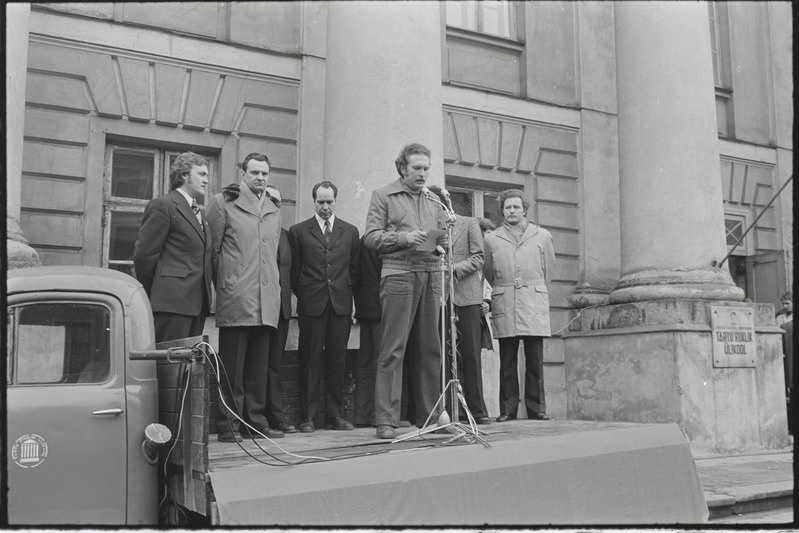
[415,229,446,252]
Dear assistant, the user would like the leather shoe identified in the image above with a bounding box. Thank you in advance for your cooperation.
[398,420,412,428]
[299,418,315,433]
[476,416,492,425]
[496,414,516,422]
[277,422,297,433]
[529,412,550,421]
[247,426,283,439]
[217,430,242,443]
[325,417,354,430]
[376,425,396,439]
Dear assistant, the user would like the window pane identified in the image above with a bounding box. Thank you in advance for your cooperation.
[483,191,502,228]
[482,1,512,38]
[111,151,155,200]
[450,190,474,217]
[15,304,110,385]
[725,218,744,247]
[446,0,477,30]
[109,211,144,262]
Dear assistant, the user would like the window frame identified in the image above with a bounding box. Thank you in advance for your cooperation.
[724,208,752,257]
[445,0,518,40]
[446,184,506,228]
[7,296,116,387]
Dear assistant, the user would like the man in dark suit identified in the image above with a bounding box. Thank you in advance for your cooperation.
[289,181,361,432]
[134,151,213,342]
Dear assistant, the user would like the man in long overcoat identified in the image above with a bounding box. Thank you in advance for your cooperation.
[206,152,282,442]
[483,189,556,422]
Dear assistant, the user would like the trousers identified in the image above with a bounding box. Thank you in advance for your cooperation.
[498,336,546,417]
[216,325,274,431]
[374,271,442,427]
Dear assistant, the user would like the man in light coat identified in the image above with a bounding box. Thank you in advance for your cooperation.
[206,152,283,442]
[483,189,556,422]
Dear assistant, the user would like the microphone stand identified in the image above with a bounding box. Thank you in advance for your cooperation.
[393,192,490,447]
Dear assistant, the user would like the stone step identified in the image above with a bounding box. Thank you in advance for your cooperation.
[706,480,793,520]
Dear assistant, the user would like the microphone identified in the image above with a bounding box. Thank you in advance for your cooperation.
[421,186,432,198]
[440,188,451,199]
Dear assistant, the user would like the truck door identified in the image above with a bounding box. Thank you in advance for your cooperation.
[6,293,128,524]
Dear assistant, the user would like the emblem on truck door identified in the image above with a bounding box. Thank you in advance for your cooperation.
[11,434,49,468]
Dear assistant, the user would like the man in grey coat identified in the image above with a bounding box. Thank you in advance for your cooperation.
[206,152,283,442]
[483,189,556,422]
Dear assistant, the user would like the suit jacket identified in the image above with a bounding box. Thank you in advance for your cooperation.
[451,216,485,307]
[354,237,381,320]
[277,228,293,321]
[133,189,213,316]
[289,216,361,317]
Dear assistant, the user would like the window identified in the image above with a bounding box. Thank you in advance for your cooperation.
[446,1,515,39]
[708,2,733,138]
[708,2,724,87]
[8,303,111,385]
[102,144,216,276]
[724,211,751,256]
[447,186,504,229]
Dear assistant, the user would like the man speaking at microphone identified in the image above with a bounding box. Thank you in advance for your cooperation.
[364,143,448,439]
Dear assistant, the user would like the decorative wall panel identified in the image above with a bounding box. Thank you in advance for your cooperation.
[719,157,779,252]
[23,39,300,266]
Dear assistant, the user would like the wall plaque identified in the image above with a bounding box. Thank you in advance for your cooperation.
[710,306,756,368]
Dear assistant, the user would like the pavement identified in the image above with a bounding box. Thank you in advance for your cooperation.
[696,443,794,523]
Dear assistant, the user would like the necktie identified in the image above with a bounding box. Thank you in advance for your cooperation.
[191,199,202,223]
[324,220,331,243]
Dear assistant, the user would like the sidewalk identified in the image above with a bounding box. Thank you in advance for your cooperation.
[695,446,794,522]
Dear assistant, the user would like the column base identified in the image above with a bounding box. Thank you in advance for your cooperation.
[6,217,40,269]
[569,279,617,308]
[609,267,744,303]
[563,298,790,455]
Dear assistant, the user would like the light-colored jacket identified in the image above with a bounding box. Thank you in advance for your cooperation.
[483,223,556,338]
[451,216,485,307]
[206,183,282,328]
[364,179,446,273]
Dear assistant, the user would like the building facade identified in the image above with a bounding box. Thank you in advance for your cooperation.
[6,2,792,449]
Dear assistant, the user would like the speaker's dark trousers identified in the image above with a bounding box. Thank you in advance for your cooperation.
[298,299,351,420]
[216,325,273,432]
[498,336,546,417]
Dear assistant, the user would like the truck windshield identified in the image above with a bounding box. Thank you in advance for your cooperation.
[8,303,111,385]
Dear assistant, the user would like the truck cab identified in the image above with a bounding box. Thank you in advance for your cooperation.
[6,266,161,525]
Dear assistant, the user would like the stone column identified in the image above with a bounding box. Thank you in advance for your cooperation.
[323,1,444,231]
[6,3,40,269]
[609,1,741,303]
[569,2,621,308]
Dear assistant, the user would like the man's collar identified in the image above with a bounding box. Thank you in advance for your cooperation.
[175,187,194,206]
[315,213,335,230]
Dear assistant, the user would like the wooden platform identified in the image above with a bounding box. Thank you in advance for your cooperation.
[205,419,709,525]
